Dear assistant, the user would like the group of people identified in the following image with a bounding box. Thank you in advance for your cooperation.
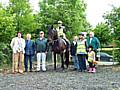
[10,20,100,74]
[10,31,48,74]
[71,32,100,73]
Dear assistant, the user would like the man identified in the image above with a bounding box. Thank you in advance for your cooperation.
[10,32,25,74]
[86,32,100,60]
[24,33,35,72]
[35,31,48,72]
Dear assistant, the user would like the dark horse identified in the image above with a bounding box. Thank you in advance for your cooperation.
[48,25,69,70]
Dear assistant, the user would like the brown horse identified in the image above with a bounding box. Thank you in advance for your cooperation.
[48,25,69,70]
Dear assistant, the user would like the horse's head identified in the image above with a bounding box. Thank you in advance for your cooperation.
[48,25,58,43]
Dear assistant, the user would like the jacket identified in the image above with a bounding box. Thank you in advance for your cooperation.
[35,38,48,53]
[77,39,87,54]
[10,37,25,54]
[86,37,100,51]
[70,41,77,56]
[25,40,35,55]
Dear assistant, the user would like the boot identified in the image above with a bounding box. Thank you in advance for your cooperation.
[88,68,92,73]
[92,68,96,73]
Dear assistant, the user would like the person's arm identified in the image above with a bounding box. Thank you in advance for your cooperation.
[62,26,66,33]
[86,38,89,52]
[10,38,15,49]
[95,37,100,49]
[23,39,25,49]
[34,39,37,54]
[85,40,88,52]
[93,51,96,61]
[32,41,35,55]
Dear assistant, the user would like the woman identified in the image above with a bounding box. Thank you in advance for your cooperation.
[77,33,87,72]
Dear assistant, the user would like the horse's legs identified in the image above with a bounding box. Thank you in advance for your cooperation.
[60,53,64,70]
[54,52,56,70]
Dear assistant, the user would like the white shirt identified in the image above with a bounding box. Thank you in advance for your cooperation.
[73,41,77,46]
[90,38,93,44]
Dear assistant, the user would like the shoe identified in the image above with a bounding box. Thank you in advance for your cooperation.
[30,70,33,72]
[42,68,46,72]
[92,68,96,73]
[88,68,92,73]
[19,70,24,74]
[78,69,82,72]
[24,70,28,72]
[73,68,77,71]
[12,71,17,74]
[36,70,40,72]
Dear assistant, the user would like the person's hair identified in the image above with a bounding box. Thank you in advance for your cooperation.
[79,33,84,36]
[16,32,23,38]
[89,45,93,50]
[74,36,78,40]
[17,32,22,35]
[90,32,94,36]
[26,33,31,38]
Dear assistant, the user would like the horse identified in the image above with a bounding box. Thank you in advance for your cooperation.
[47,25,69,70]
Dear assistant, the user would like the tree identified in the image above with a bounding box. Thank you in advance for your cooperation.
[104,6,120,63]
[7,0,37,37]
[35,0,89,40]
[0,4,15,66]
[93,22,112,47]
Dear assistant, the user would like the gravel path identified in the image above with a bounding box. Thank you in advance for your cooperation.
[0,65,120,90]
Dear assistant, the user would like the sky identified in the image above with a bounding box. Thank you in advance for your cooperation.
[0,0,120,27]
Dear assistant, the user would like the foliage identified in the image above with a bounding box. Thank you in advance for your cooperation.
[7,0,37,38]
[93,22,112,47]
[0,0,91,66]
[35,0,89,40]
[104,6,120,63]
[0,4,15,66]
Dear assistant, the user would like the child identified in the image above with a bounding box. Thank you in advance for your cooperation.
[70,36,79,70]
[87,45,97,73]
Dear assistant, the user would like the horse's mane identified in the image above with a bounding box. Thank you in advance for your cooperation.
[48,25,58,40]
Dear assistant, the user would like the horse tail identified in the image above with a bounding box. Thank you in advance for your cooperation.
[65,47,69,68]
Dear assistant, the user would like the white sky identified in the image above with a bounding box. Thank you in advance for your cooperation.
[0,0,120,27]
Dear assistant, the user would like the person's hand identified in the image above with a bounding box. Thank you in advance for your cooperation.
[34,51,36,55]
[45,51,48,55]
[93,61,97,65]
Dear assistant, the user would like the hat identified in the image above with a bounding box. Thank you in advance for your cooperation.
[79,32,84,36]
[58,21,62,24]
[39,31,44,34]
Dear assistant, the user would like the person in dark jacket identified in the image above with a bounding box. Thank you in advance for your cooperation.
[24,33,35,72]
[70,36,79,70]
[35,31,48,72]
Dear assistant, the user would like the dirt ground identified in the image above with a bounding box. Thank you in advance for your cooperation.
[0,65,120,90]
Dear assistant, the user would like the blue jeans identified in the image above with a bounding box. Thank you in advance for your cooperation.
[24,55,33,71]
[72,55,79,69]
[77,54,87,71]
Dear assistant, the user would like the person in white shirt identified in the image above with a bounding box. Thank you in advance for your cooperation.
[10,32,25,74]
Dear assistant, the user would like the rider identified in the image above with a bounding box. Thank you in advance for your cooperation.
[56,21,70,49]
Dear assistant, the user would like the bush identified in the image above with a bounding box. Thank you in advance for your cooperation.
[0,42,12,67]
